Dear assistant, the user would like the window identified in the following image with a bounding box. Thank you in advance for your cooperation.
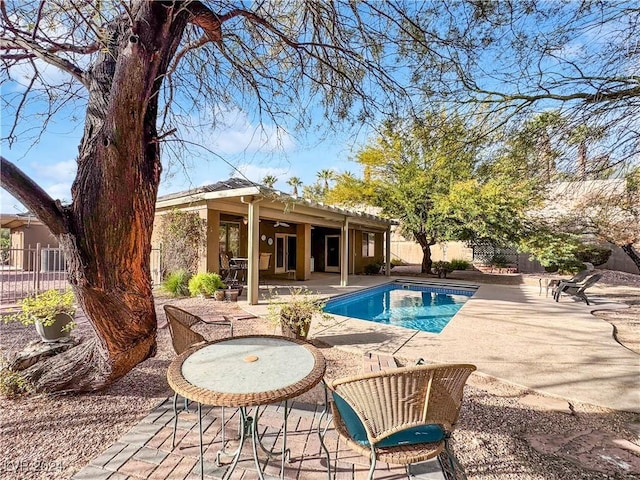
[219,222,240,257]
[362,232,375,257]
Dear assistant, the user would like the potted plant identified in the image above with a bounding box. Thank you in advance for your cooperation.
[188,272,225,298]
[6,289,76,343]
[266,287,330,340]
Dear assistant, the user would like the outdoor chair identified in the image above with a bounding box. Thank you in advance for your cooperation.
[220,253,242,284]
[319,363,476,480]
[554,273,603,305]
[259,252,271,284]
[163,305,234,448]
[550,269,592,299]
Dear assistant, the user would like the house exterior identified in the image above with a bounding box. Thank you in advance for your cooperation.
[152,178,396,304]
[0,212,61,270]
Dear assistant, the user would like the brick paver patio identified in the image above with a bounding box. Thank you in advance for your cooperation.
[71,397,447,480]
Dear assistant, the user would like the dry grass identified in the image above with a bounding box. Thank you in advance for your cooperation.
[0,271,639,480]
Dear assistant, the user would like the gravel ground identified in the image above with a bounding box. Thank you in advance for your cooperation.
[0,270,639,480]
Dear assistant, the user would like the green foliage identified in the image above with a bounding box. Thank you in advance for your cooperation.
[158,210,206,277]
[363,262,382,275]
[0,363,33,399]
[390,258,406,267]
[329,111,538,271]
[163,270,191,297]
[519,230,582,272]
[449,259,470,270]
[431,261,453,278]
[5,289,76,328]
[574,244,612,266]
[188,272,225,297]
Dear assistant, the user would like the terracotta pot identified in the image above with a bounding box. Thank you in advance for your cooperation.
[214,290,226,301]
[35,313,74,343]
[224,289,240,302]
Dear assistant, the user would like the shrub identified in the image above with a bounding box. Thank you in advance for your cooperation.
[575,244,612,266]
[449,259,470,271]
[0,360,33,399]
[390,258,406,267]
[188,272,225,297]
[363,262,382,275]
[163,269,191,297]
[4,288,76,328]
[431,261,453,278]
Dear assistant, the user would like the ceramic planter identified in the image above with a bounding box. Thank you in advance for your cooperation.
[35,313,74,343]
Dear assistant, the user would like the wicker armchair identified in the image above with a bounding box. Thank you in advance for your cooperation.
[163,304,234,449]
[319,363,476,480]
[164,304,233,354]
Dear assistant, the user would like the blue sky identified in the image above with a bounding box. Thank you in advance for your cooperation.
[1,95,367,214]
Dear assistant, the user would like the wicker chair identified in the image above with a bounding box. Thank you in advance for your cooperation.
[163,304,234,448]
[319,363,476,480]
[164,304,233,354]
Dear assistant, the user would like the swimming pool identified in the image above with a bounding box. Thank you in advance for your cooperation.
[323,281,476,333]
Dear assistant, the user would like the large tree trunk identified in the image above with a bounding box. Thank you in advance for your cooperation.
[621,243,640,273]
[415,231,435,274]
[3,3,191,393]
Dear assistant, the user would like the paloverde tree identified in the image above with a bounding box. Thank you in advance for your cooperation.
[0,0,423,393]
[328,112,538,273]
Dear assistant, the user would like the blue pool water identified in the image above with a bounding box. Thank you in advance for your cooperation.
[323,281,476,333]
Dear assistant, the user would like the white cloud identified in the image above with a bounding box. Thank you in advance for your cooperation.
[180,107,296,156]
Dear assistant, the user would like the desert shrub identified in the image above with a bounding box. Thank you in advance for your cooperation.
[489,254,508,268]
[363,262,382,274]
[163,269,191,297]
[390,258,406,267]
[575,244,612,266]
[188,272,225,297]
[432,261,453,278]
[0,361,33,399]
[449,259,470,270]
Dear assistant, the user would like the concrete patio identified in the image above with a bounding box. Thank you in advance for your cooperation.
[241,272,639,413]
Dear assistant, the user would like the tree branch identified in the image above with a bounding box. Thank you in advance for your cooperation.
[0,156,68,236]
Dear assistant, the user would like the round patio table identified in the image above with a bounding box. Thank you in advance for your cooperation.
[167,335,326,480]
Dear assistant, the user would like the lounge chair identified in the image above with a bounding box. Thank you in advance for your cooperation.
[554,273,602,305]
[550,269,592,299]
[319,363,476,480]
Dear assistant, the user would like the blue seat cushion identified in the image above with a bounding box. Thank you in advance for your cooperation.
[332,392,444,447]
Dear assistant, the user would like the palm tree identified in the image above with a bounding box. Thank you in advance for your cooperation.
[287,176,303,196]
[317,169,335,190]
[262,175,277,188]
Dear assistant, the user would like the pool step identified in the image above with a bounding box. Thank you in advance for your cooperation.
[363,352,398,373]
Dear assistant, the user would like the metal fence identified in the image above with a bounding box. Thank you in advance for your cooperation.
[1,244,162,305]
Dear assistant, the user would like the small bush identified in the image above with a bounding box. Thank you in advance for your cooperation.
[432,261,453,278]
[188,272,225,297]
[390,258,406,267]
[575,244,612,266]
[363,262,382,275]
[0,365,33,399]
[163,269,191,297]
[449,259,470,271]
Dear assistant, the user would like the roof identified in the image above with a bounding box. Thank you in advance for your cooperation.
[0,212,45,229]
[156,178,396,228]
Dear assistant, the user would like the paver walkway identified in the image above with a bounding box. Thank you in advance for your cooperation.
[71,398,447,480]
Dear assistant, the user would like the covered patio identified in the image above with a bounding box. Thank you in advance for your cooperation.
[154,178,395,305]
